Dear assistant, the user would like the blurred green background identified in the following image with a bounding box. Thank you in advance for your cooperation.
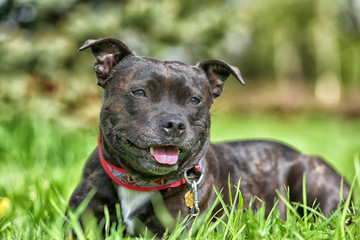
[0,0,360,237]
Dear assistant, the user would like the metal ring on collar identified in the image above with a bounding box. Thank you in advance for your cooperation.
[184,170,204,186]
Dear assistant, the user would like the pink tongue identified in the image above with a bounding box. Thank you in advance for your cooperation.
[153,146,178,165]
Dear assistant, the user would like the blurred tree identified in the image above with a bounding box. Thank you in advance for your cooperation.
[0,0,359,116]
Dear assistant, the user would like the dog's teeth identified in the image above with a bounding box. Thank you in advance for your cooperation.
[150,147,154,156]
[177,148,180,155]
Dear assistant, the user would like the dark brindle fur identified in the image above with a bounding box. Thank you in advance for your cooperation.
[68,38,350,236]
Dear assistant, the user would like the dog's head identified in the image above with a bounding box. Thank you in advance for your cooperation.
[80,38,244,181]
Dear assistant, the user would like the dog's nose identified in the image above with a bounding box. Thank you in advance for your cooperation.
[160,116,186,137]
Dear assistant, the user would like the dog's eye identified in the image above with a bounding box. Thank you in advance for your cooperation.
[132,89,146,98]
[189,97,201,106]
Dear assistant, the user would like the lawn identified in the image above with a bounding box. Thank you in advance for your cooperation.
[0,112,359,239]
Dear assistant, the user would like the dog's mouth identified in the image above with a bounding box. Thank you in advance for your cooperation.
[120,137,183,165]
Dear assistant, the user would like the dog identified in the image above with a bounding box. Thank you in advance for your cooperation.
[68,37,350,236]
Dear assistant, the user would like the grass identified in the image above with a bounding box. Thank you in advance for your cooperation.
[0,111,359,239]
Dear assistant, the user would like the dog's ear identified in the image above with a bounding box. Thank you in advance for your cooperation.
[79,38,133,87]
[196,59,245,98]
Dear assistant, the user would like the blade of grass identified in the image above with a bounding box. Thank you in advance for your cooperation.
[337,160,357,239]
[302,172,308,227]
[276,189,303,224]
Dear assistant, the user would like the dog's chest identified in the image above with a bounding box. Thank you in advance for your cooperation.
[117,186,154,235]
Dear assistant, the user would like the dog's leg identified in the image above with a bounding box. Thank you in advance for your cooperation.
[286,155,350,217]
[67,152,121,235]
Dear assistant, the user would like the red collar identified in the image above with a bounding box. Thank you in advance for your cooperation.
[98,133,202,192]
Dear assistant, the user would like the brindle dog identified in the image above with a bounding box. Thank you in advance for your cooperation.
[68,37,350,236]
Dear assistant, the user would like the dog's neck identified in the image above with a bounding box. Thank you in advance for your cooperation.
[98,133,203,192]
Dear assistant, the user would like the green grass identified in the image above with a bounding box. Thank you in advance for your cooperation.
[0,112,359,239]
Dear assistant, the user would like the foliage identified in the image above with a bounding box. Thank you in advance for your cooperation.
[1,0,360,119]
[1,0,360,79]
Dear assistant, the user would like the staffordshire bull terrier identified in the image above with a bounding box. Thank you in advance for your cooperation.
[68,37,350,236]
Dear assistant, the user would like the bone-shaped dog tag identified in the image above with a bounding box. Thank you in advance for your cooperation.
[184,191,195,208]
